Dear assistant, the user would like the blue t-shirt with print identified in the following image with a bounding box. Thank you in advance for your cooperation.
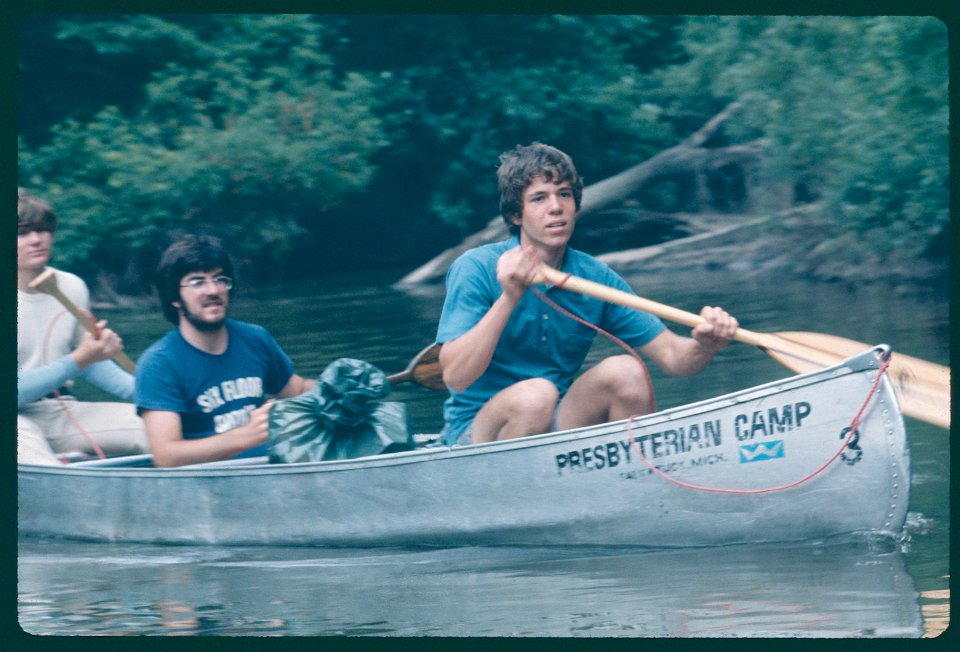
[435,236,666,444]
[135,319,295,458]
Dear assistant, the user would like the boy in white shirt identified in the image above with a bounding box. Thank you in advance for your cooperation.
[17,189,148,464]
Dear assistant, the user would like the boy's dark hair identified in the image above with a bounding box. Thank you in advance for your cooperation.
[154,235,234,324]
[18,188,58,233]
[497,142,583,235]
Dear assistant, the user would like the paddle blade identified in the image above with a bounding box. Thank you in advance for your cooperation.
[386,343,446,391]
[761,331,949,429]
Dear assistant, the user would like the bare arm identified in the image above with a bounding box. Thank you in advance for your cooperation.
[640,306,738,377]
[143,403,273,468]
[440,246,540,392]
[440,293,519,392]
[276,373,315,398]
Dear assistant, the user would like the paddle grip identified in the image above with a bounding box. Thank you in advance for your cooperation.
[33,271,137,373]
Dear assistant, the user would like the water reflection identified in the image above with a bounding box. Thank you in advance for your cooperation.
[919,588,950,638]
[19,538,921,637]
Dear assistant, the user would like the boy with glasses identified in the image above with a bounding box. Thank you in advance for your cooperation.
[135,235,315,467]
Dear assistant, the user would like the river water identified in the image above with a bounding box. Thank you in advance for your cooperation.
[17,267,949,638]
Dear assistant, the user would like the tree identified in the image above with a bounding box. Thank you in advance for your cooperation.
[657,16,949,275]
[19,15,386,289]
[18,15,948,287]
[318,15,687,233]
[21,14,694,284]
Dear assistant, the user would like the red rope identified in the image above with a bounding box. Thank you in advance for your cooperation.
[625,353,891,494]
[42,308,107,461]
[531,281,892,495]
[53,391,107,461]
[531,285,656,413]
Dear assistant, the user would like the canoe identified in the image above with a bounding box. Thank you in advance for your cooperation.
[18,345,909,547]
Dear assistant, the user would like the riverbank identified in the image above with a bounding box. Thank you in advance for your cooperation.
[89,210,948,308]
[595,209,950,285]
[393,203,949,293]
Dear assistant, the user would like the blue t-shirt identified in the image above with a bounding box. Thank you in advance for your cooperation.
[436,236,666,444]
[135,319,295,458]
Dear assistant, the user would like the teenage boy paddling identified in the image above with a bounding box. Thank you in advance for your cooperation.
[17,189,148,464]
[436,143,739,446]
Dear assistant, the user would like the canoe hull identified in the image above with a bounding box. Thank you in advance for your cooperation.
[18,347,910,547]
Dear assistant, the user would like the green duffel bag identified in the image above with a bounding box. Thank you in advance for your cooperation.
[268,357,413,463]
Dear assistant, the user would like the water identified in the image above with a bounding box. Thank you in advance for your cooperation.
[18,267,949,637]
[16,538,921,637]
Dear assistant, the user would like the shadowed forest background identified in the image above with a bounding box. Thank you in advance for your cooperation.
[17,14,949,297]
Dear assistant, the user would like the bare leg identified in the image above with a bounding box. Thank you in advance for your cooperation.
[556,355,654,430]
[471,378,559,443]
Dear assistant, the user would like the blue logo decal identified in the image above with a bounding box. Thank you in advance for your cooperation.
[739,440,785,463]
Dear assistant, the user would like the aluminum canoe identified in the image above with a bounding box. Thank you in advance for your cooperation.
[18,345,909,547]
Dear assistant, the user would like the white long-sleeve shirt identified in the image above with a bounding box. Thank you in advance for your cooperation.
[17,268,134,409]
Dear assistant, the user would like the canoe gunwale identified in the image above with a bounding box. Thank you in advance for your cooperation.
[19,344,898,479]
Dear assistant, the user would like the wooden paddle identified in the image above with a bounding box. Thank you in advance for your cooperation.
[27,267,137,373]
[386,342,446,390]
[535,264,950,429]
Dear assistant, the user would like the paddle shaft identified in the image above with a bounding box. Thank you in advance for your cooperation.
[536,265,769,348]
[536,264,950,429]
[28,268,137,373]
[385,267,948,427]
[388,271,771,393]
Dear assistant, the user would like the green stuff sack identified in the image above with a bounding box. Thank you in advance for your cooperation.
[267,358,413,463]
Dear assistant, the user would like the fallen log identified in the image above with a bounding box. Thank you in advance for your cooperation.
[394,101,765,287]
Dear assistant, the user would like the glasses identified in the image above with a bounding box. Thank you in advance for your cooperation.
[180,275,233,290]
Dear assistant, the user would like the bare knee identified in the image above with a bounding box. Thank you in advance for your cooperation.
[589,355,655,414]
[592,354,644,382]
[505,377,559,419]
[473,378,559,442]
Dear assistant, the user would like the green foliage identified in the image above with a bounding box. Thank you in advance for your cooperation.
[19,15,386,288]
[659,16,948,268]
[18,14,949,286]
[320,15,683,234]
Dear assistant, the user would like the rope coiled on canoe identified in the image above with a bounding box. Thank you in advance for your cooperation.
[532,278,892,494]
[624,354,890,494]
